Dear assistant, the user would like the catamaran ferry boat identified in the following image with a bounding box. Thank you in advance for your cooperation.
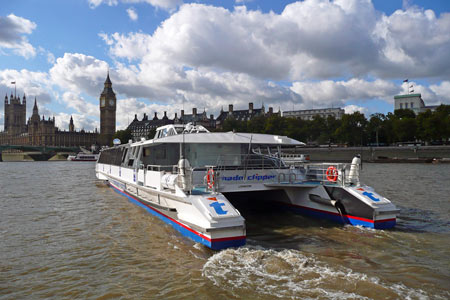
[95,123,399,250]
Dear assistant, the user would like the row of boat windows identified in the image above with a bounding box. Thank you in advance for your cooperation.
[99,143,284,169]
[98,147,125,166]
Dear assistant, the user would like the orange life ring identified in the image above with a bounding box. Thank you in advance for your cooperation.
[326,166,338,182]
[207,169,215,188]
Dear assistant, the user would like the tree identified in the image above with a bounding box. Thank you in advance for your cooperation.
[394,108,416,119]
[393,118,417,142]
[247,115,266,133]
[368,113,386,145]
[113,128,132,144]
[335,112,367,146]
[264,115,287,135]
[222,117,246,132]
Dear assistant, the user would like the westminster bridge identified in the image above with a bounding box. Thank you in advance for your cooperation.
[0,145,81,161]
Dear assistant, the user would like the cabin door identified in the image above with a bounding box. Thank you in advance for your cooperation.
[137,165,145,186]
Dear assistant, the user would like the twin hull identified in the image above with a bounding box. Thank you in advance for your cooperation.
[96,162,398,250]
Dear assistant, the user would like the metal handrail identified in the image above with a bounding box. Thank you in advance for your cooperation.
[301,162,360,186]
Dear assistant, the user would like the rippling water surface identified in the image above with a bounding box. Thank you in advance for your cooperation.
[1,162,449,299]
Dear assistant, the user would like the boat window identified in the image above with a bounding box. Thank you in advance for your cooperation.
[122,148,128,163]
[185,143,242,167]
[98,147,125,166]
[175,127,184,134]
[141,144,180,167]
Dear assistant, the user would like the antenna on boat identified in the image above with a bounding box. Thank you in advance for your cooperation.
[180,96,185,160]
[243,134,253,181]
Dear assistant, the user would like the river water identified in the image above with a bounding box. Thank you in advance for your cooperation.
[0,162,449,299]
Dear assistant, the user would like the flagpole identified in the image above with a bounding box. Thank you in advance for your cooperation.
[11,81,16,98]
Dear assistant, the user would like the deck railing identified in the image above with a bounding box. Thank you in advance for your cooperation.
[300,162,360,186]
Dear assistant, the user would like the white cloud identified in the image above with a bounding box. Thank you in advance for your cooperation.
[53,112,99,132]
[290,79,400,107]
[89,0,182,11]
[127,7,138,21]
[49,53,109,96]
[88,0,118,9]
[373,7,450,78]
[0,69,52,106]
[101,1,450,84]
[62,91,99,116]
[0,14,37,58]
[99,32,151,61]
[344,104,368,115]
[429,81,450,104]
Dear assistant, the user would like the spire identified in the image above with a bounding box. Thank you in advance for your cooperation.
[101,70,115,96]
[105,70,111,85]
[69,115,74,132]
[4,93,8,104]
[33,97,39,115]
[22,93,26,104]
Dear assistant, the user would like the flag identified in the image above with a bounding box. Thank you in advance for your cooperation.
[11,81,15,84]
[403,79,408,82]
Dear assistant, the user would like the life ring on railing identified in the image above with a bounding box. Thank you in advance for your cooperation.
[326,166,338,182]
[206,169,215,188]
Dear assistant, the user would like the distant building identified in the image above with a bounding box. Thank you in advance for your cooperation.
[0,72,116,147]
[394,93,438,115]
[283,107,345,120]
[177,108,215,129]
[99,72,117,145]
[215,102,277,129]
[127,102,279,137]
[0,95,98,147]
[127,107,217,141]
[127,112,173,141]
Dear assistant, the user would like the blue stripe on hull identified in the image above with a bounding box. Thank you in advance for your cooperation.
[283,204,396,229]
[109,183,246,250]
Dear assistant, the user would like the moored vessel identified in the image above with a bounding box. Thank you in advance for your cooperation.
[68,152,99,161]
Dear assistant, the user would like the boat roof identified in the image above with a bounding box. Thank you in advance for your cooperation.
[131,131,304,147]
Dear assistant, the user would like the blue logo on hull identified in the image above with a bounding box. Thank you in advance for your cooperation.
[209,202,228,215]
[362,191,380,202]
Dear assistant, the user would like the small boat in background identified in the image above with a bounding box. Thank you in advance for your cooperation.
[68,152,99,161]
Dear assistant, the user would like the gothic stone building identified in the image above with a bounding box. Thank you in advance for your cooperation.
[215,102,278,129]
[99,72,117,145]
[0,73,116,147]
[127,108,215,141]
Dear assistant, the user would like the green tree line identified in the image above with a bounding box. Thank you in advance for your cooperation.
[216,105,450,146]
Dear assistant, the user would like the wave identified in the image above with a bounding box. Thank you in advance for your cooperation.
[202,246,435,300]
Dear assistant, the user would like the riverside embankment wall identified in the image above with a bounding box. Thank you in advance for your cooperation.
[300,145,450,162]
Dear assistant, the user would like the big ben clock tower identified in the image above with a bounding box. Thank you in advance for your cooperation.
[99,71,116,145]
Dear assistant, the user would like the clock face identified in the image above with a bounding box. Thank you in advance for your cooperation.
[109,100,115,106]
[101,99,105,107]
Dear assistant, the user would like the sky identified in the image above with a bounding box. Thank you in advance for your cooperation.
[1,0,450,132]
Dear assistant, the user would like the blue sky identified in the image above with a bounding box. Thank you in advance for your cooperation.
[1,0,449,131]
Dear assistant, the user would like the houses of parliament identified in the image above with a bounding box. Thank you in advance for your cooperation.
[0,73,116,147]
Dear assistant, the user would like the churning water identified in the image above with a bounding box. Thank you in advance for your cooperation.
[0,162,449,299]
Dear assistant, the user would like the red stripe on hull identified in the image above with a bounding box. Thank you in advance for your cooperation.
[109,182,245,243]
[282,202,394,224]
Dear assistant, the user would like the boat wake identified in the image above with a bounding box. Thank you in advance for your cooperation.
[202,246,434,300]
